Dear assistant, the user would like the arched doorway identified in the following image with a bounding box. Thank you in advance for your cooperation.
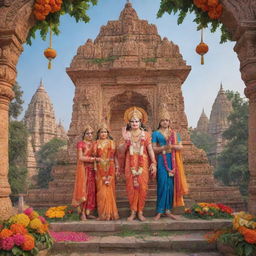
[108,90,152,140]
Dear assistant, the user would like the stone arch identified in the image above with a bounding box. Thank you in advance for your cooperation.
[108,90,152,140]
[0,1,256,219]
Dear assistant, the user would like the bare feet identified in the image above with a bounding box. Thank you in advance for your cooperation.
[127,211,136,221]
[165,212,179,220]
[86,214,96,219]
[138,212,146,222]
[153,213,162,221]
[80,213,87,221]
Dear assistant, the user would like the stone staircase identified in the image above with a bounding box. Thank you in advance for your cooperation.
[46,218,231,255]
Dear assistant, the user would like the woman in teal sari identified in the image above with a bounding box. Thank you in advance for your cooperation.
[152,106,188,220]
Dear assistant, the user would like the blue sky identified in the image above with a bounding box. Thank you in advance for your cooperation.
[17,0,245,130]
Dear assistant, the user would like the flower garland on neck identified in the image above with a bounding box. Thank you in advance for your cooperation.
[162,129,177,177]
[126,130,145,188]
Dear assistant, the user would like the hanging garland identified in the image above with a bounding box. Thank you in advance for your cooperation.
[27,0,98,45]
[157,0,231,43]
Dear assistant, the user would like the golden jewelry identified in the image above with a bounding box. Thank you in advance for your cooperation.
[124,106,148,124]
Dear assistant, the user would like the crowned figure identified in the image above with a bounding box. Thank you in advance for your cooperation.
[118,106,157,221]
[152,104,188,220]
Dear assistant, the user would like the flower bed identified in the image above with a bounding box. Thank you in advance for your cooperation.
[184,203,233,219]
[206,212,256,256]
[43,205,79,222]
[0,208,53,256]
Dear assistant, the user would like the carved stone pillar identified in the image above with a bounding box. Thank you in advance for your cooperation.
[235,26,256,213]
[0,30,22,220]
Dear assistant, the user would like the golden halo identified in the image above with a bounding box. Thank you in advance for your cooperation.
[124,106,148,124]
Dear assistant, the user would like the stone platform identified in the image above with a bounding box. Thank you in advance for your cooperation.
[46,218,231,256]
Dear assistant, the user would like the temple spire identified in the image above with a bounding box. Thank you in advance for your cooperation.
[39,78,44,88]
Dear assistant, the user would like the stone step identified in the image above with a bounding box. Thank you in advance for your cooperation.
[48,253,222,256]
[49,231,217,254]
[50,218,232,233]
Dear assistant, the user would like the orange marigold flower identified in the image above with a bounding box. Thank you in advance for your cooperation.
[207,0,218,7]
[10,224,28,235]
[208,4,223,19]
[21,234,35,251]
[0,229,13,239]
[243,229,256,244]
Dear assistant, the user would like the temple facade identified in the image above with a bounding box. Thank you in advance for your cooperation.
[24,80,67,182]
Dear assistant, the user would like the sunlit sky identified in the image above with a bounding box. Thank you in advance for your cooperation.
[17,0,245,130]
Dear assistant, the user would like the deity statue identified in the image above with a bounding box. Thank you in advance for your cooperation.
[72,125,97,221]
[152,105,188,220]
[94,123,119,221]
[118,107,157,221]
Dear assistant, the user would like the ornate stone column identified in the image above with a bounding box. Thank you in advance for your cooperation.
[221,0,256,213]
[0,0,34,219]
[235,26,256,213]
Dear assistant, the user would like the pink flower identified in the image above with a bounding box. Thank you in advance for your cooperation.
[1,237,15,250]
[38,216,46,224]
[24,208,33,216]
[12,234,25,246]
[49,231,89,242]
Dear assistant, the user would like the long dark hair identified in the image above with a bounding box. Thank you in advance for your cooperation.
[82,127,93,140]
[126,120,147,131]
[96,128,113,140]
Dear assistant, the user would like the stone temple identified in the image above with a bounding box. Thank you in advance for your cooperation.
[24,80,67,183]
[196,84,233,165]
[26,2,245,212]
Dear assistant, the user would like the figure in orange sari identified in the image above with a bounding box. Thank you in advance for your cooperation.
[118,107,157,221]
[152,105,188,221]
[72,126,98,221]
[94,124,119,221]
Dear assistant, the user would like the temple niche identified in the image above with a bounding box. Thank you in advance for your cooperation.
[27,2,244,211]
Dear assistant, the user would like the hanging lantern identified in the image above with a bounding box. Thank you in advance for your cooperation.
[44,27,57,69]
[195,28,209,65]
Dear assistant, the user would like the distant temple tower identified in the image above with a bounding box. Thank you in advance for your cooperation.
[208,84,233,155]
[24,80,67,181]
[196,109,209,133]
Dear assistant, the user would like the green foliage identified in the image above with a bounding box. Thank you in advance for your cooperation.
[184,203,233,220]
[9,82,24,120]
[157,0,232,43]
[190,129,216,155]
[37,138,67,188]
[88,56,118,64]
[219,232,256,256]
[8,121,28,194]
[27,0,98,45]
[215,91,249,195]
[142,57,157,63]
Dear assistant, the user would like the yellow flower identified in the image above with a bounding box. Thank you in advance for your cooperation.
[195,208,201,212]
[55,211,65,218]
[29,218,42,230]
[203,207,209,212]
[10,214,30,227]
[30,211,39,219]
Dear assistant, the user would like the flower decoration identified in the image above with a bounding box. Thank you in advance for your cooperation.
[207,211,256,256]
[184,202,233,219]
[0,207,53,255]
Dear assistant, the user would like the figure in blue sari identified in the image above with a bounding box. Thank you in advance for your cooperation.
[152,105,188,221]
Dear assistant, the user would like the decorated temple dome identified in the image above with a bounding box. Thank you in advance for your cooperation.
[208,83,233,135]
[68,1,189,77]
[196,109,209,133]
